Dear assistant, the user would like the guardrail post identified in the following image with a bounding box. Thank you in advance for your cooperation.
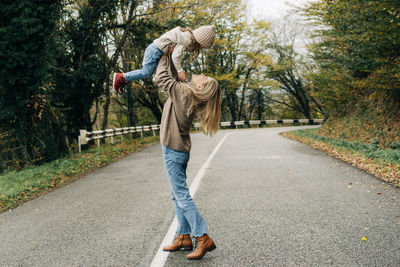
[78,130,88,153]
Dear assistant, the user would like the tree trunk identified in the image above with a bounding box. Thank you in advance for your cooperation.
[238,68,252,120]
[126,88,137,126]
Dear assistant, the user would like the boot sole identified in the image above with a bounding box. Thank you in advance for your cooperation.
[163,246,193,252]
[187,244,216,260]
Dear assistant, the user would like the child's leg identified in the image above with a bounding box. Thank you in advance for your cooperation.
[124,43,164,81]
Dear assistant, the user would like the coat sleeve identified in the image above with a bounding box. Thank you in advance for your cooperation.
[171,44,185,73]
[171,30,192,73]
[154,56,179,94]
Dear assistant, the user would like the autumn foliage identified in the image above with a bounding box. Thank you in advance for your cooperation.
[303,0,400,147]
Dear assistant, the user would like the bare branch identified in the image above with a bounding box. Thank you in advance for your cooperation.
[133,4,199,18]
[271,98,298,111]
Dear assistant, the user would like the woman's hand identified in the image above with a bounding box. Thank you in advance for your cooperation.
[178,71,187,81]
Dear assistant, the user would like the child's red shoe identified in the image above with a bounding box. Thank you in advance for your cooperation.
[113,73,128,92]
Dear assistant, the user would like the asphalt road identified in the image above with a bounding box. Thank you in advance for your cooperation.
[0,126,399,266]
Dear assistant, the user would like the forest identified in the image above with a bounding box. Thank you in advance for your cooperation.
[0,0,399,171]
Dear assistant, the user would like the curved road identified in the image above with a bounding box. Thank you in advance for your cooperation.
[0,126,399,266]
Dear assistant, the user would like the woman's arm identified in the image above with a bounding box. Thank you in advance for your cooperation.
[154,55,178,93]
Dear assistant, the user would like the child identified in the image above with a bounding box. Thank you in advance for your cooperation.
[113,25,216,92]
[155,54,221,260]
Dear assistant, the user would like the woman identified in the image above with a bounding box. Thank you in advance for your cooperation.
[154,54,221,260]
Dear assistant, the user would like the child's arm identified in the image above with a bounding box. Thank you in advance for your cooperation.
[171,29,192,81]
[171,44,185,74]
[172,44,188,81]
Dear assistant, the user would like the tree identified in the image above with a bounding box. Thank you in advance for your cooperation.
[101,0,138,129]
[0,0,65,169]
[50,0,115,142]
[181,0,272,121]
[264,17,323,119]
[303,0,400,115]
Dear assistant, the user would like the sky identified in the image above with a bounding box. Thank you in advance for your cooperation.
[244,0,315,53]
[245,0,312,20]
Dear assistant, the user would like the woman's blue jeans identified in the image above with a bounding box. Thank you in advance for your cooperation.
[161,145,207,237]
[124,43,163,81]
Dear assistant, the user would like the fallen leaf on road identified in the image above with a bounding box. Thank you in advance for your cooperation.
[377,192,382,195]
[361,236,367,241]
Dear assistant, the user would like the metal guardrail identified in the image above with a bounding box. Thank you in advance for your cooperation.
[194,118,324,129]
[78,124,161,152]
[78,119,323,152]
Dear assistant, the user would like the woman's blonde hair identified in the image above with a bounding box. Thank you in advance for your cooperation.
[180,27,202,58]
[183,78,221,136]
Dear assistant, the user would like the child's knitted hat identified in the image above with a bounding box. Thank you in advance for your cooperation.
[193,25,216,49]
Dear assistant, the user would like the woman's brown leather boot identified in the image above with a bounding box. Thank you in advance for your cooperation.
[163,234,193,252]
[187,234,216,260]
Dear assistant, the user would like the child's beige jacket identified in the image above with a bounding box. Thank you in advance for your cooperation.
[153,27,192,73]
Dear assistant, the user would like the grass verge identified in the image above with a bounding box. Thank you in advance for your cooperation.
[281,128,400,188]
[0,136,159,213]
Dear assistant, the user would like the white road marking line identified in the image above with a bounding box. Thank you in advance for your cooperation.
[150,132,231,267]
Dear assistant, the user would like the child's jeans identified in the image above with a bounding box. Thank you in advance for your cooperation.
[161,145,207,237]
[123,43,164,81]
